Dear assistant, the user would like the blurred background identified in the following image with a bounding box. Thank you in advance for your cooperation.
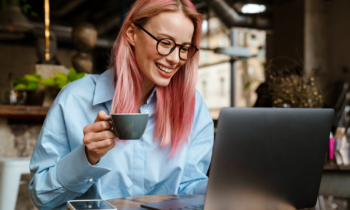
[1,0,350,209]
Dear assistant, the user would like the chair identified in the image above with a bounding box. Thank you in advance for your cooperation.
[0,157,31,210]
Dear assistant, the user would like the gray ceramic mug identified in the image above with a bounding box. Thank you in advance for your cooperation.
[105,114,149,140]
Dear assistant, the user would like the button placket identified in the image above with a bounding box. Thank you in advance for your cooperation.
[141,104,149,114]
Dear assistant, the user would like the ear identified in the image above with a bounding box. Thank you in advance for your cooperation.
[125,23,137,46]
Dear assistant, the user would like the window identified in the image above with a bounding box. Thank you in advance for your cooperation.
[202,20,208,33]
[251,34,258,46]
[200,40,209,62]
[219,35,228,47]
[220,77,225,96]
[202,80,207,98]
[248,66,255,77]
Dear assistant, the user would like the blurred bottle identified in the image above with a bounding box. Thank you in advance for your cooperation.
[329,132,335,163]
[334,127,349,165]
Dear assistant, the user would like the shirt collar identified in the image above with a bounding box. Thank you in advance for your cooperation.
[92,68,158,106]
[92,69,115,106]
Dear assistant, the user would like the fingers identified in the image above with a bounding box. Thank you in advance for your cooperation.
[83,131,117,144]
[84,110,116,165]
[105,139,116,151]
[86,138,115,153]
[83,121,112,134]
[94,110,111,123]
[83,110,112,134]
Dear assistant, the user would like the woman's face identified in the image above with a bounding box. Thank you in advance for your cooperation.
[130,12,195,87]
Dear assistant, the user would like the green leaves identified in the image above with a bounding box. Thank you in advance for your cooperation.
[21,3,31,13]
[67,67,85,81]
[243,78,260,91]
[55,73,69,89]
[244,81,251,91]
[11,77,26,85]
[11,68,86,91]
[13,84,27,91]
[54,72,68,88]
[76,73,86,80]
[67,68,77,81]
[27,82,38,90]
[12,73,41,91]
[24,73,41,83]
[30,11,38,17]
[42,78,55,86]
[52,68,85,89]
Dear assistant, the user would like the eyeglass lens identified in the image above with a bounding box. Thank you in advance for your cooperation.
[157,38,196,60]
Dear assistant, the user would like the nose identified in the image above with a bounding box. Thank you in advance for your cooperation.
[165,46,180,65]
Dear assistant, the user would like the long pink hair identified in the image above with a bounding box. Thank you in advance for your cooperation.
[110,0,203,155]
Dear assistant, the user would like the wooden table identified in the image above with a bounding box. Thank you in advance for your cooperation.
[106,194,204,210]
[64,195,203,210]
[64,194,297,210]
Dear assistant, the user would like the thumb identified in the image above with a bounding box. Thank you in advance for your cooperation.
[94,110,110,123]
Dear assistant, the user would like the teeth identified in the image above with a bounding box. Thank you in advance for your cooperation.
[156,63,173,73]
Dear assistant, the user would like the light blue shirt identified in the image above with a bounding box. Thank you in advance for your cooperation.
[29,69,214,209]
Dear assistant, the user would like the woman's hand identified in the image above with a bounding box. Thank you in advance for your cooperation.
[83,110,118,165]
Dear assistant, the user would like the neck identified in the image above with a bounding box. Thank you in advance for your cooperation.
[138,77,155,107]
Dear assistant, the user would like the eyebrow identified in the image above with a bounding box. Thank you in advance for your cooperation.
[157,32,192,45]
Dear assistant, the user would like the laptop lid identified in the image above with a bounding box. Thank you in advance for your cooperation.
[204,108,334,210]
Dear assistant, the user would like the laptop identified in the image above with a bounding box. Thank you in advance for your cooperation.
[141,108,334,210]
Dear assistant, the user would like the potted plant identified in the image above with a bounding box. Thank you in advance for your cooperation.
[11,68,85,106]
[11,73,47,106]
[254,57,323,108]
[40,68,86,106]
[42,67,86,89]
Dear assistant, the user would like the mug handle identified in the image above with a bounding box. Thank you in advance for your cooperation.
[104,119,114,133]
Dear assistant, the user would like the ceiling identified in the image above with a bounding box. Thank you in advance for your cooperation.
[0,0,277,72]
[18,0,212,39]
[0,0,277,48]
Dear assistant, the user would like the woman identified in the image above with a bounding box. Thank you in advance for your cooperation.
[29,0,214,209]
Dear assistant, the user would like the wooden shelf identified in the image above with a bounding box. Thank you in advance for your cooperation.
[324,163,350,171]
[0,105,49,120]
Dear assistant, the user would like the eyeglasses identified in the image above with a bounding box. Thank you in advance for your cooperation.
[134,23,199,60]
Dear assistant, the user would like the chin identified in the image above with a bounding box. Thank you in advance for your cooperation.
[154,77,171,87]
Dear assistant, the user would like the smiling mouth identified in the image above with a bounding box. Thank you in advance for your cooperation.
[156,63,173,73]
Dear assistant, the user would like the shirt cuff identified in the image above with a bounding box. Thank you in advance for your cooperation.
[56,143,111,194]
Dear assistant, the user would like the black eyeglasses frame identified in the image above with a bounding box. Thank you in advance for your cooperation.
[133,23,199,60]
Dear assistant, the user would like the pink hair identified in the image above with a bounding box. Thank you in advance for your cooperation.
[110,0,203,155]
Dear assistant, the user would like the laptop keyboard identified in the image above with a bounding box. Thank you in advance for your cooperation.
[170,205,204,210]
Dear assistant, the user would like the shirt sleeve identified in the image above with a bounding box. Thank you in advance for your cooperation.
[178,91,214,195]
[29,91,111,209]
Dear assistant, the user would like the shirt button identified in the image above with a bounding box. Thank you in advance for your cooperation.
[88,178,93,183]
[145,110,148,113]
